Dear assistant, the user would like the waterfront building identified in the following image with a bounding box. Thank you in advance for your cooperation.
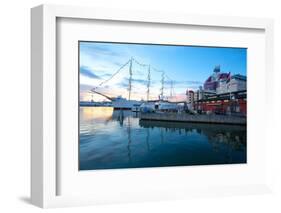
[203,65,246,94]
[189,66,247,115]
[228,74,247,92]
[216,77,229,94]
[198,86,204,100]
[186,90,194,103]
[203,65,230,92]
[186,89,195,109]
[194,90,247,115]
[194,90,200,102]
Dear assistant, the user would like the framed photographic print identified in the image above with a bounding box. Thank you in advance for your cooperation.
[31,4,274,208]
[78,41,247,170]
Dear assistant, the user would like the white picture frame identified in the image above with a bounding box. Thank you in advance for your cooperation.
[31,4,274,208]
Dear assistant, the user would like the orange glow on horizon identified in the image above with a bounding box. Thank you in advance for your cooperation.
[80,107,114,122]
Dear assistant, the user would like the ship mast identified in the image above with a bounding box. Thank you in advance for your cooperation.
[170,80,173,98]
[147,65,151,101]
[128,57,133,100]
[160,71,164,100]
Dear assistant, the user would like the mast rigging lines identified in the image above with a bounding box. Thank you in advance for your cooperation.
[97,59,131,87]
[91,57,175,101]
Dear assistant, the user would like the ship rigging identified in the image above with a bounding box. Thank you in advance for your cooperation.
[89,57,178,109]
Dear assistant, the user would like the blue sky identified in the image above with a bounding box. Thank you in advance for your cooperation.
[79,41,246,101]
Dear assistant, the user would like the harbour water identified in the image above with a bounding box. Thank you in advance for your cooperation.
[79,107,246,170]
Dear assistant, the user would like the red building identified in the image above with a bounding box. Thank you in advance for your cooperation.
[194,90,247,116]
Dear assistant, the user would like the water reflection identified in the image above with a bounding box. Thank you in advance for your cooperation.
[79,107,246,170]
[139,120,246,151]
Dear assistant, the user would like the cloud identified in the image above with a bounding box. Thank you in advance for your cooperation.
[80,84,95,91]
[80,43,126,58]
[80,66,101,79]
[100,73,112,78]
[79,42,131,75]
[126,77,158,85]
[117,82,128,88]
[113,61,123,67]
[115,77,203,92]
[131,78,148,85]
[117,78,157,89]
[80,84,115,97]
[165,80,203,85]
[86,45,120,57]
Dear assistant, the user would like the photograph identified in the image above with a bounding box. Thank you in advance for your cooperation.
[79,41,247,170]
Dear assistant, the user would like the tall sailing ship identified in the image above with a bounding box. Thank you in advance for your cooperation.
[87,58,179,110]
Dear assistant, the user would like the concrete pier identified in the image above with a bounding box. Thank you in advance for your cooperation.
[139,112,246,125]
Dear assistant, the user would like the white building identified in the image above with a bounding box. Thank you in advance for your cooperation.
[186,90,195,110]
[227,74,247,92]
[216,79,228,94]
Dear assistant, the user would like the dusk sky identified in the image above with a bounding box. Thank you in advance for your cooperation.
[79,41,247,102]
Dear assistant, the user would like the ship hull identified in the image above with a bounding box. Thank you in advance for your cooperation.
[112,99,142,110]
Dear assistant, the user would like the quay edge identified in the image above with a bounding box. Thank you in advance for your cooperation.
[139,112,246,125]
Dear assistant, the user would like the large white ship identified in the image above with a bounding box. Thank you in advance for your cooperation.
[111,96,142,110]
[90,89,142,110]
